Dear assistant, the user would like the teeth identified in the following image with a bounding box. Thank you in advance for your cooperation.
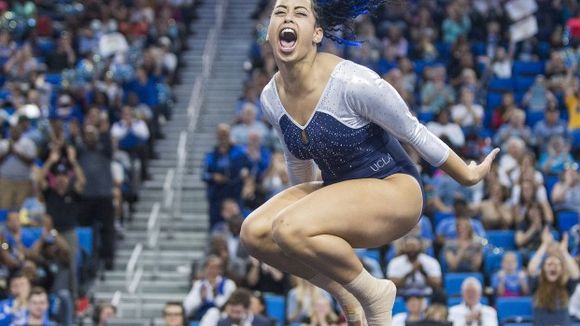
[282,28,295,35]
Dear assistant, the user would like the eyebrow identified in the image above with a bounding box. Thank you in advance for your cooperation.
[274,4,310,11]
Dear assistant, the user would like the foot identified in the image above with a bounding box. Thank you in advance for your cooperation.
[363,279,397,326]
[344,305,366,326]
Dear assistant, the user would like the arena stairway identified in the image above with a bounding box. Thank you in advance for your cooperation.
[91,0,259,324]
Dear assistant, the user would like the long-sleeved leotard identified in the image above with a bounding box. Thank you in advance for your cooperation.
[260,60,450,187]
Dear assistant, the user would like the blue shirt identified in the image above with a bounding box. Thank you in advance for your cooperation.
[436,217,486,239]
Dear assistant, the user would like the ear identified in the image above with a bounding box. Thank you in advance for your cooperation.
[313,26,323,45]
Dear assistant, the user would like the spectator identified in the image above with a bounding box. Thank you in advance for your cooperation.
[2,211,35,256]
[502,152,543,190]
[475,183,512,230]
[0,271,30,324]
[436,198,486,243]
[494,109,535,147]
[425,304,449,323]
[111,106,151,181]
[516,203,552,255]
[528,229,580,326]
[202,124,251,229]
[244,257,287,295]
[491,93,518,131]
[564,73,580,131]
[551,162,580,213]
[36,146,84,293]
[0,232,23,275]
[208,234,246,285]
[387,235,442,297]
[95,302,117,326]
[533,102,569,152]
[448,277,498,326]
[428,172,474,214]
[392,292,426,326]
[217,288,271,326]
[261,152,290,199]
[249,292,270,323]
[490,47,512,79]
[45,33,76,73]
[523,76,557,113]
[539,136,574,175]
[77,124,116,270]
[491,252,530,297]
[286,277,332,323]
[24,287,54,326]
[163,302,186,326]
[421,66,456,113]
[443,218,484,273]
[450,88,484,129]
[183,255,236,321]
[510,178,554,225]
[442,2,471,44]
[302,296,342,326]
[427,109,465,148]
[0,123,37,210]
[231,103,269,146]
[242,131,271,206]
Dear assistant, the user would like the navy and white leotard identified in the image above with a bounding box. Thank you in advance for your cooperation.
[260,60,450,187]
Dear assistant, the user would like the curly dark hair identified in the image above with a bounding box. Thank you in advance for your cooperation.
[311,0,387,45]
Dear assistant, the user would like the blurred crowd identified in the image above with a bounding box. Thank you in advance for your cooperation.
[195,0,580,326]
[0,0,198,324]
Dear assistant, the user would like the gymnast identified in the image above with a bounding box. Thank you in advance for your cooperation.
[240,0,499,325]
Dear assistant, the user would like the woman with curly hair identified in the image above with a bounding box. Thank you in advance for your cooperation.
[240,1,499,325]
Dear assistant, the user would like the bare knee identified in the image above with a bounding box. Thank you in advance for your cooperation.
[240,213,273,257]
[271,213,309,255]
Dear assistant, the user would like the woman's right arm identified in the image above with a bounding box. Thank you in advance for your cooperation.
[528,228,551,276]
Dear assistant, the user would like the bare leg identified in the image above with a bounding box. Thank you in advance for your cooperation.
[240,182,365,324]
[271,174,423,326]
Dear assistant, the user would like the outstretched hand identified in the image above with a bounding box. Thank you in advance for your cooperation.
[466,148,500,185]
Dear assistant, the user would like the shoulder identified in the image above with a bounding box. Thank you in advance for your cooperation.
[481,304,498,314]
[419,253,439,266]
[259,77,281,124]
[388,255,407,267]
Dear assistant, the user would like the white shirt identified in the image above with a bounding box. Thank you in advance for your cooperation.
[449,303,498,326]
[183,277,237,317]
[392,313,408,326]
[569,284,580,320]
[387,253,442,293]
[451,104,484,127]
[111,119,150,140]
[427,121,466,147]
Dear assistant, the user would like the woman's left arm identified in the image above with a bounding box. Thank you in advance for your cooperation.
[561,233,580,280]
[348,65,498,186]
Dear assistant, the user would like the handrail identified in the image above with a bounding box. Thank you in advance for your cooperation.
[163,169,175,211]
[126,243,143,292]
[147,203,161,249]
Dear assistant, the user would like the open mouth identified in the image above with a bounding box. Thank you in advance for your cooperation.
[279,28,297,53]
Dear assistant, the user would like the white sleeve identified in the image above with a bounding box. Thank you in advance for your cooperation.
[131,120,150,139]
[183,281,202,317]
[214,279,236,308]
[481,306,499,326]
[346,66,451,167]
[111,123,127,139]
[261,92,317,186]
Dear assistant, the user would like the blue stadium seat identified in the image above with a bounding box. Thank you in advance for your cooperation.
[514,76,535,92]
[471,42,486,56]
[189,322,199,326]
[486,92,503,111]
[484,251,522,275]
[488,78,514,92]
[358,249,380,262]
[45,74,63,86]
[496,297,533,323]
[0,209,8,223]
[558,211,579,233]
[418,111,434,123]
[504,323,532,326]
[486,230,516,250]
[393,296,406,315]
[526,111,544,127]
[512,61,545,77]
[546,175,560,202]
[572,130,580,149]
[444,273,484,296]
[447,296,488,307]
[264,294,285,325]
[76,227,93,255]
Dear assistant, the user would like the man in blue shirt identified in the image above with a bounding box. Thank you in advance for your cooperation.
[533,105,569,152]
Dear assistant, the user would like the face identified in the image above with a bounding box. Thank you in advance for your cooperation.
[313,297,331,315]
[406,297,423,315]
[221,200,241,220]
[99,306,116,325]
[227,304,247,324]
[502,253,517,273]
[404,238,421,260]
[164,305,184,326]
[462,283,481,306]
[456,219,471,239]
[204,259,223,279]
[10,277,30,298]
[544,256,563,282]
[28,293,49,318]
[268,0,323,64]
[250,296,265,315]
[216,125,231,146]
[6,212,20,233]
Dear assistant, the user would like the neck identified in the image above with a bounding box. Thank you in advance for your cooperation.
[276,52,318,95]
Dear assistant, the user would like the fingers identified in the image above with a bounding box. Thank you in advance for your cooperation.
[485,148,500,163]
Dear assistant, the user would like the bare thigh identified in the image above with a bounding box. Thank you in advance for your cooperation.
[275,174,423,249]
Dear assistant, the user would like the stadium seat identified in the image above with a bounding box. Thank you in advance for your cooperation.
[486,230,516,250]
[483,251,522,275]
[418,111,434,123]
[512,61,545,77]
[471,42,486,56]
[514,76,535,92]
[526,111,544,127]
[444,273,484,296]
[572,130,580,149]
[45,73,63,86]
[264,294,285,325]
[0,209,8,223]
[77,227,93,255]
[546,175,560,202]
[558,211,579,233]
[488,78,514,92]
[447,296,488,307]
[496,297,533,323]
[393,296,406,315]
[486,92,503,111]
